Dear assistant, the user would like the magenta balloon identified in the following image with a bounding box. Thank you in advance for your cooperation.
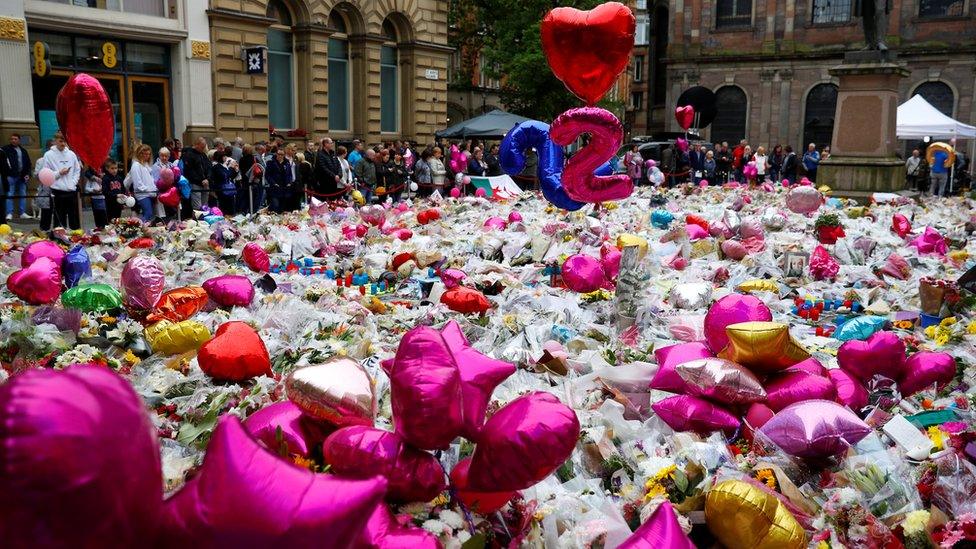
[652,394,740,435]
[703,294,773,353]
[160,167,175,184]
[561,254,606,293]
[243,401,333,458]
[600,246,622,281]
[618,501,696,549]
[809,245,839,280]
[359,505,441,549]
[242,242,270,273]
[837,331,906,382]
[744,402,776,432]
[675,358,767,405]
[6,256,61,305]
[389,326,464,450]
[685,223,709,241]
[828,368,869,410]
[203,274,255,308]
[484,216,507,230]
[764,371,837,412]
[439,268,467,290]
[651,342,713,393]
[161,416,386,548]
[785,185,822,214]
[467,392,580,492]
[323,426,446,503]
[121,255,165,311]
[899,351,956,396]
[739,217,764,239]
[759,400,871,459]
[785,357,827,377]
[0,365,162,547]
[449,187,461,198]
[909,226,948,255]
[38,167,56,187]
[440,320,515,440]
[21,239,65,267]
[721,239,748,260]
[508,211,523,223]
[549,107,633,203]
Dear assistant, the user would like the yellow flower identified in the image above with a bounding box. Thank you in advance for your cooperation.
[901,510,931,535]
[935,333,949,347]
[817,542,830,549]
[643,482,666,502]
[653,464,677,482]
[430,493,450,506]
[928,426,945,450]
[924,326,937,338]
[755,468,777,490]
[968,321,976,335]
[940,317,957,327]
[123,350,141,365]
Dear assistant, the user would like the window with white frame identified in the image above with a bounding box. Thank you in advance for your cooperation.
[635,14,650,45]
[634,56,644,82]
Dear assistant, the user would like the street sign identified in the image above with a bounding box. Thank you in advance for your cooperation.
[425,69,439,81]
[244,46,266,74]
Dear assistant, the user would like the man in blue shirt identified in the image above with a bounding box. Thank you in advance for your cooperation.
[802,143,820,182]
[929,149,950,197]
[347,139,364,168]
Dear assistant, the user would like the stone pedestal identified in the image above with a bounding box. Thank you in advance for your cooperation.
[818,51,910,201]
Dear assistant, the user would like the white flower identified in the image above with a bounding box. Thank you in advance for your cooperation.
[438,509,465,530]
[457,531,471,543]
[421,519,446,535]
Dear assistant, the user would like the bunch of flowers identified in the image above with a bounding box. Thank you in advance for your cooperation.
[932,512,976,548]
[923,317,967,347]
[815,212,845,244]
[901,510,934,549]
[110,216,145,239]
[642,461,706,512]
[811,487,901,549]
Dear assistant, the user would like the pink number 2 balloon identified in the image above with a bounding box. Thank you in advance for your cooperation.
[550,107,633,203]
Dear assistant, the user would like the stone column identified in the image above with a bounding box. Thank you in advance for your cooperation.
[818,52,909,199]
[293,24,330,136]
[0,1,39,155]
[402,41,451,144]
[176,0,216,143]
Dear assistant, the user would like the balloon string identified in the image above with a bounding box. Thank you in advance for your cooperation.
[435,450,478,537]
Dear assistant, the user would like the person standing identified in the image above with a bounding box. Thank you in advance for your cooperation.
[353,149,377,204]
[33,139,53,230]
[0,146,7,222]
[624,144,643,187]
[83,164,108,229]
[230,137,244,162]
[389,151,408,202]
[485,144,503,177]
[715,143,732,184]
[929,148,950,197]
[703,150,717,184]
[265,148,293,213]
[467,147,487,177]
[375,149,393,200]
[414,148,433,196]
[43,132,82,230]
[769,144,784,183]
[337,146,353,191]
[2,133,32,220]
[182,137,211,211]
[905,149,922,191]
[689,144,706,184]
[754,146,769,182]
[802,143,820,182]
[294,152,313,209]
[304,140,318,170]
[315,138,342,198]
[101,159,125,223]
[210,151,239,215]
[347,139,364,168]
[429,147,447,194]
[151,147,175,218]
[782,146,798,184]
[126,144,157,224]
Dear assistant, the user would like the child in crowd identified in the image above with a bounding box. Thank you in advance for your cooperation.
[33,139,53,231]
[101,159,126,223]
[83,164,107,229]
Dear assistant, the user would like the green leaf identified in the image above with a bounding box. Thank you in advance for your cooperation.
[461,533,486,549]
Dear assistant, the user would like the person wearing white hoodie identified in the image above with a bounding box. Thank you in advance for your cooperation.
[42,131,81,229]
[126,144,157,223]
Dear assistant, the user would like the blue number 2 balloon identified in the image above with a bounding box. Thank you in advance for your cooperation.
[499,120,612,212]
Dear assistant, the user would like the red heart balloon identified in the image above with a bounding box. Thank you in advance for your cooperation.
[198,321,271,381]
[541,2,636,105]
[159,186,180,207]
[7,257,62,305]
[675,105,695,130]
[449,457,515,514]
[56,74,115,170]
[241,242,270,273]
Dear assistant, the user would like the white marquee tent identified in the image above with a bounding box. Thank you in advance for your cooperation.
[896,95,976,140]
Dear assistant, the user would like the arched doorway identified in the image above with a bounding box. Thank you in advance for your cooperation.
[267,0,295,130]
[711,85,747,145]
[912,81,955,117]
[803,83,838,149]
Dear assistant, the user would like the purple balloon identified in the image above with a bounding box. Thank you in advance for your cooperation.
[764,370,837,412]
[203,274,255,308]
[899,351,956,396]
[651,342,713,393]
[62,244,92,288]
[244,401,334,457]
[440,320,516,440]
[323,426,446,503]
[0,365,162,547]
[389,326,464,450]
[21,239,65,267]
[652,394,740,435]
[161,416,387,548]
[359,505,441,548]
[440,268,467,289]
[759,399,871,459]
[121,255,165,311]
[561,254,606,293]
[618,501,695,549]
[828,368,869,410]
[468,392,580,492]
[703,294,773,354]
[837,331,906,382]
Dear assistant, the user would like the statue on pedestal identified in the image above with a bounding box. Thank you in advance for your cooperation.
[854,0,891,50]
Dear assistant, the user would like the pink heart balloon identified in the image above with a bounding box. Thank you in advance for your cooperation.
[764,370,837,412]
[744,402,776,433]
[837,331,906,382]
[759,399,871,459]
[467,392,580,492]
[674,105,695,131]
[785,357,827,377]
[619,501,695,549]
[439,268,467,290]
[0,365,162,547]
[562,254,606,293]
[161,416,387,548]
[121,255,165,312]
[651,341,713,393]
[6,256,61,305]
[203,274,255,308]
[899,351,956,396]
[449,457,516,514]
[21,239,65,267]
[323,425,446,503]
[652,394,740,435]
[440,320,516,440]
[243,401,333,458]
[359,505,441,548]
[600,245,622,281]
[389,326,464,450]
[242,242,270,273]
[703,294,773,353]
[483,216,508,230]
[827,368,869,410]
[158,186,180,207]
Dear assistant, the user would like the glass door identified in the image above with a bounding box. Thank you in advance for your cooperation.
[127,76,170,155]
[35,70,127,165]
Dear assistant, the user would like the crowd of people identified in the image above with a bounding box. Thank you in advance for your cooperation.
[0,132,510,232]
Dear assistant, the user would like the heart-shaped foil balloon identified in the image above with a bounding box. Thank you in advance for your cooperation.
[120,255,165,312]
[56,73,115,169]
[541,2,636,105]
[202,274,255,308]
[285,358,376,427]
[146,286,209,323]
[675,105,695,130]
[197,321,271,382]
[7,256,62,305]
[241,242,270,273]
[21,239,65,268]
[158,187,181,208]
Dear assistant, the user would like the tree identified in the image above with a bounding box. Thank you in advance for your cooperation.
[458,0,622,122]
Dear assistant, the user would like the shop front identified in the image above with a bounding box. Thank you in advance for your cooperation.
[29,30,171,164]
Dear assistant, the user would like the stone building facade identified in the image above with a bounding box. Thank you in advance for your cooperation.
[208,0,451,145]
[658,0,976,154]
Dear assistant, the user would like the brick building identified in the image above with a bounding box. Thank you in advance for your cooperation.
[655,0,976,153]
[209,0,451,145]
